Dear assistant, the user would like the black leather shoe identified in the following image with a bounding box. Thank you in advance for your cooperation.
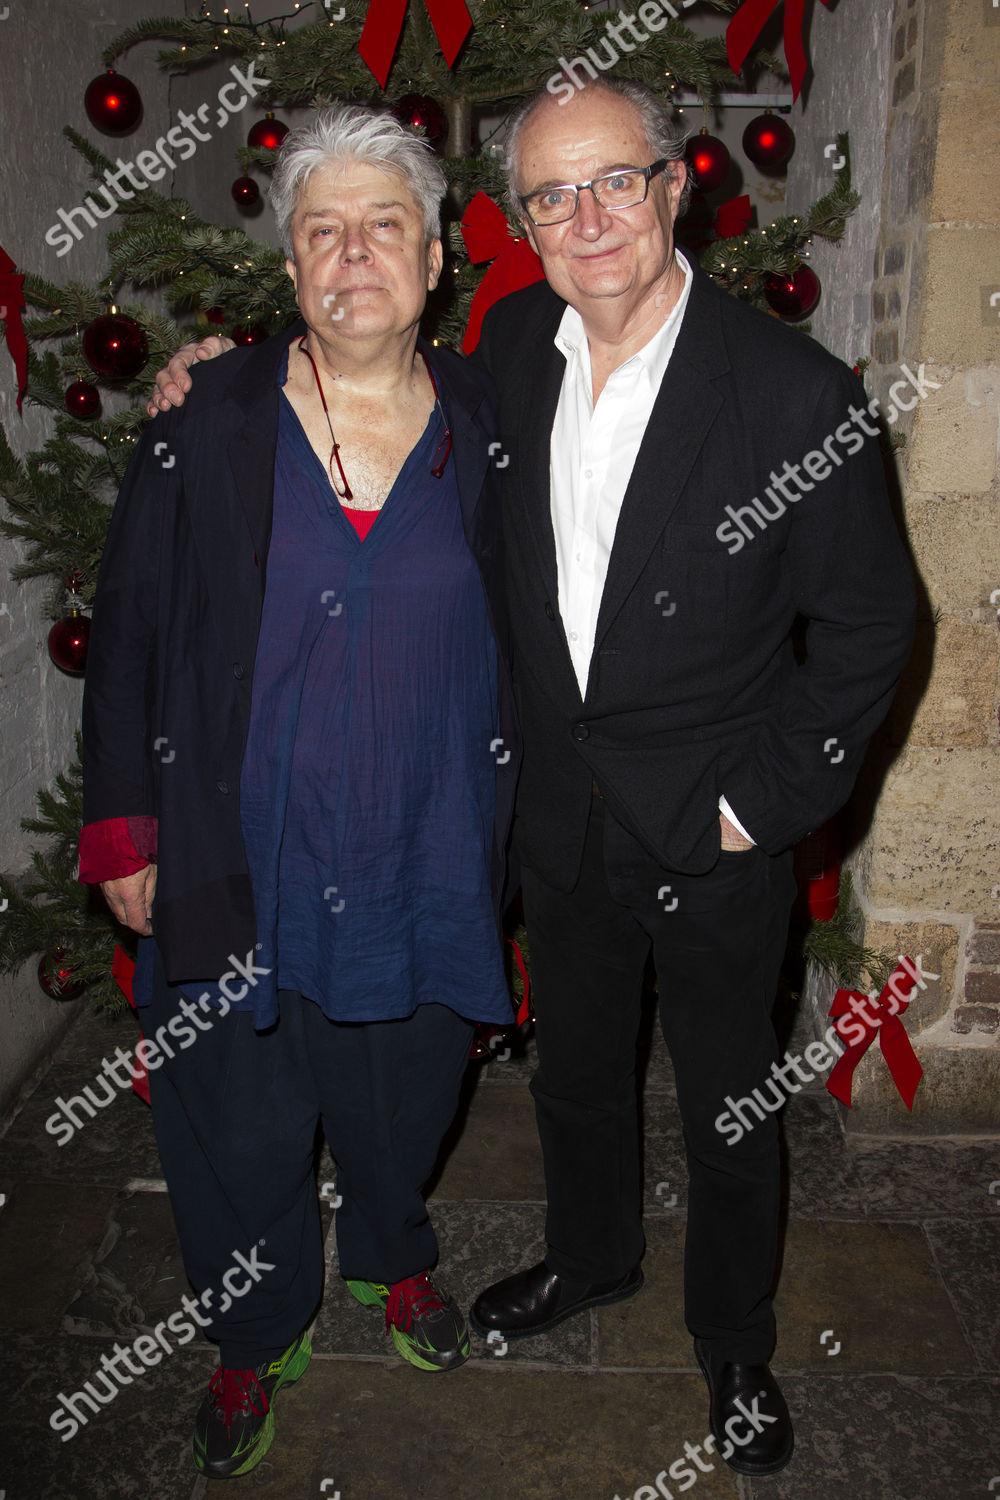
[469,1260,643,1339]
[694,1337,793,1476]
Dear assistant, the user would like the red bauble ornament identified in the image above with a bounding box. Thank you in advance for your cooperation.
[742,113,796,172]
[763,265,821,320]
[84,70,143,135]
[38,948,86,1000]
[47,610,90,675]
[204,306,227,324]
[82,313,148,380]
[231,175,260,206]
[230,324,269,346]
[247,114,289,151]
[687,130,731,193]
[64,379,101,418]
[390,94,447,151]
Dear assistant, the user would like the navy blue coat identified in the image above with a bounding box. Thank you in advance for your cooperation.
[82,322,520,984]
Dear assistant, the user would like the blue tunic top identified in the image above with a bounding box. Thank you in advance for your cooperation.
[133,348,512,1030]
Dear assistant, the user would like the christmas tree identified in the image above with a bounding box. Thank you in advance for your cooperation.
[0,0,868,1012]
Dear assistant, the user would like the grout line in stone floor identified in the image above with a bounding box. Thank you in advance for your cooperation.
[917,1219,986,1372]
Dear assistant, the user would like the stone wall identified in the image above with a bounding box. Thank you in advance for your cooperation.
[797,0,1000,1134]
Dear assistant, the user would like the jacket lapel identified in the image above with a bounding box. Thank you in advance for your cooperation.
[514,305,566,606]
[424,339,490,543]
[225,321,304,583]
[590,271,729,668]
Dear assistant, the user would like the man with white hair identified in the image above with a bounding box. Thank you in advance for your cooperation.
[462,76,913,1477]
[81,104,519,1479]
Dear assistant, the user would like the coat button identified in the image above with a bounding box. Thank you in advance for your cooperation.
[233,663,244,680]
[572,723,589,742]
[545,602,556,621]
[217,780,229,794]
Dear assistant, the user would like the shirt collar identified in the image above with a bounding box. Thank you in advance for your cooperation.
[554,248,694,386]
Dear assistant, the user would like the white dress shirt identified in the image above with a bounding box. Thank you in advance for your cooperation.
[548,248,755,844]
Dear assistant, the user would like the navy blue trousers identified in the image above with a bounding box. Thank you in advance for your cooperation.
[144,938,473,1368]
[523,795,797,1364]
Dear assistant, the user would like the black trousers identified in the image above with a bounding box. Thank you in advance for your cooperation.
[145,938,473,1368]
[522,795,797,1364]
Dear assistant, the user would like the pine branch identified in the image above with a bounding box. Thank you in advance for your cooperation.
[699,132,858,310]
[800,869,897,994]
[0,739,131,1012]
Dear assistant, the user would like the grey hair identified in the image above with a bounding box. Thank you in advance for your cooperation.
[503,76,691,222]
[270,103,448,257]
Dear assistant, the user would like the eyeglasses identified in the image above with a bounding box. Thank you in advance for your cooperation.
[519,160,669,226]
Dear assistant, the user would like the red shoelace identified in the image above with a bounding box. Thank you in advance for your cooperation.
[384,1272,447,1332]
[207,1365,270,1432]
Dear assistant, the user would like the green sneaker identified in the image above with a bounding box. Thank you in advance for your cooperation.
[347,1271,471,1371]
[192,1330,312,1478]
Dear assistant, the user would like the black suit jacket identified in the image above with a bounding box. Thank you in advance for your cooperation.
[475,264,915,887]
[82,322,520,983]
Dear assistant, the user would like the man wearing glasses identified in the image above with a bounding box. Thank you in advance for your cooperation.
[150,77,914,1479]
[467,77,914,1477]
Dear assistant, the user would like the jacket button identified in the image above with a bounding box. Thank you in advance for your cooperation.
[545,602,556,621]
[572,723,589,742]
[217,780,229,794]
[233,663,244,680]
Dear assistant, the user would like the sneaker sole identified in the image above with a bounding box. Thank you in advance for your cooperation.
[468,1269,644,1341]
[347,1280,471,1372]
[192,1332,313,1479]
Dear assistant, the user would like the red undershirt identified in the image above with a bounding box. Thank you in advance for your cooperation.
[341,505,379,540]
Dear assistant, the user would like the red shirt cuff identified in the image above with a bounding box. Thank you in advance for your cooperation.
[79,816,158,884]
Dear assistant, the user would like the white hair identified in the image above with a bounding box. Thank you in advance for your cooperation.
[270,103,448,257]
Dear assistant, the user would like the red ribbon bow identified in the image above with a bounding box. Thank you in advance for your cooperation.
[726,0,832,101]
[460,192,545,355]
[358,0,473,88]
[113,942,152,1105]
[825,957,924,1110]
[506,935,531,1028]
[715,194,752,241]
[0,244,28,411]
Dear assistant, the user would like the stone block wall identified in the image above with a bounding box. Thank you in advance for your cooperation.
[804,0,1000,1134]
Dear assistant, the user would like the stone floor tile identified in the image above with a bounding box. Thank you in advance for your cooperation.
[772,1220,973,1374]
[480,1024,538,1083]
[596,1219,692,1368]
[779,1091,867,1218]
[851,1139,1000,1219]
[0,1180,117,1336]
[428,1072,547,1203]
[922,1216,1000,1373]
[202,1363,742,1500]
[744,1375,1000,1500]
[0,1328,213,1500]
[63,1187,192,1339]
[60,1182,335,1345]
[641,1102,690,1216]
[0,1058,164,1184]
[637,1000,679,1095]
[51,998,143,1075]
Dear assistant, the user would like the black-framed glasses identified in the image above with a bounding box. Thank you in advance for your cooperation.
[519,159,669,226]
